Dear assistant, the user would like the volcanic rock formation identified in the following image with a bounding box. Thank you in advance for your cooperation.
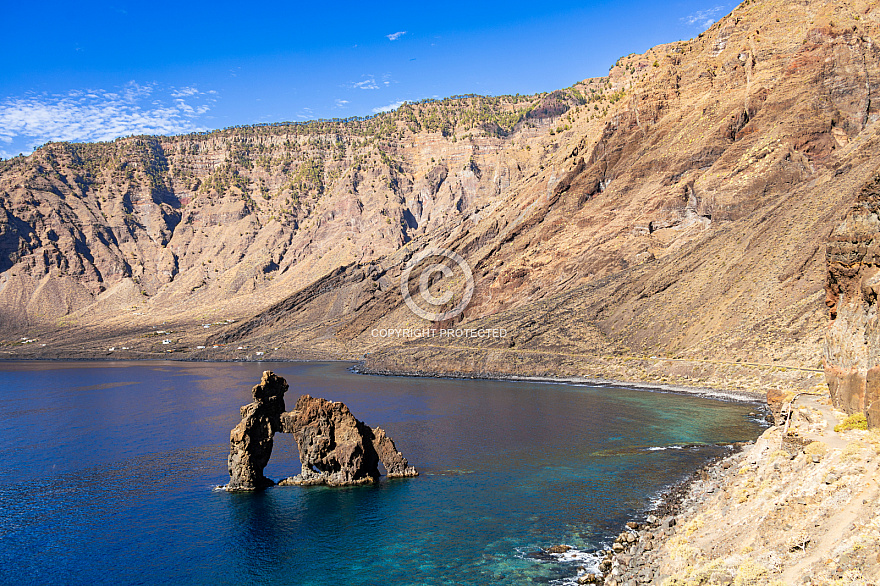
[824,172,880,427]
[279,394,418,486]
[227,372,417,490]
[5,0,880,399]
[227,370,288,490]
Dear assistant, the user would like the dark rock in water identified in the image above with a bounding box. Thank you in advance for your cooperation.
[227,372,418,489]
[227,371,289,491]
[277,394,418,486]
[371,425,419,478]
[226,372,417,489]
[545,545,571,554]
[279,395,377,486]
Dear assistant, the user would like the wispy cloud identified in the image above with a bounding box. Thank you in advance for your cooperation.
[170,86,200,98]
[373,100,404,113]
[350,76,380,90]
[334,99,349,108]
[682,6,725,28]
[386,31,406,41]
[0,81,216,158]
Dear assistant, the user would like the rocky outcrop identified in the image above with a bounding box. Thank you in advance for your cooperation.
[278,394,418,486]
[227,373,417,489]
[227,370,288,490]
[583,415,880,586]
[824,172,880,427]
[370,426,419,479]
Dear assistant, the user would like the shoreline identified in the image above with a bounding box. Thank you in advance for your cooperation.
[0,355,781,583]
[352,363,767,404]
[0,355,767,403]
[592,407,880,585]
[570,441,753,585]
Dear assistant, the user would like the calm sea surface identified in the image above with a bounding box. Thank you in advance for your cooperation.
[0,361,765,585]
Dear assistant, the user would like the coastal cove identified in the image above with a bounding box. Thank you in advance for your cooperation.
[0,361,766,585]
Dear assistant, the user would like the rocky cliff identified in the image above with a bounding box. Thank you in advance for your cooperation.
[227,371,417,490]
[578,394,880,585]
[3,0,880,398]
[824,172,880,426]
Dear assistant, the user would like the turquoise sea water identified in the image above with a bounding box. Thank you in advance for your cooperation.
[0,361,765,585]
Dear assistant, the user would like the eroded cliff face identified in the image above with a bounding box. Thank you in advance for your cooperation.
[227,372,417,489]
[4,0,880,385]
[824,173,880,426]
[0,93,580,335]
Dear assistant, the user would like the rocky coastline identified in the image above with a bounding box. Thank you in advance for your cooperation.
[567,392,880,585]
[568,443,750,585]
[7,355,872,584]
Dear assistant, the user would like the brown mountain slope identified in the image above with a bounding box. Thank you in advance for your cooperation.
[2,0,879,398]
[208,0,879,383]
[0,89,595,343]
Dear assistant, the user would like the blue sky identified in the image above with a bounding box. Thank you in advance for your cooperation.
[0,1,728,159]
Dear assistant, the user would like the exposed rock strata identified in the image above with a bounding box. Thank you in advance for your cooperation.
[227,372,417,489]
[3,0,880,384]
[824,172,880,427]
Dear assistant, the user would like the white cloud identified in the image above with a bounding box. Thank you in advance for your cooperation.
[350,76,380,90]
[373,100,405,113]
[335,99,349,108]
[386,31,406,41]
[170,86,201,98]
[682,6,725,28]
[0,81,216,158]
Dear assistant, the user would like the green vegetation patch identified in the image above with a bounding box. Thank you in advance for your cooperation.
[835,413,868,432]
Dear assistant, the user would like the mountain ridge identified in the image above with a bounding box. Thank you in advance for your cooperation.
[2,0,879,402]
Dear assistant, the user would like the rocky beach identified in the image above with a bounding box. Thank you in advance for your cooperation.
[573,392,879,585]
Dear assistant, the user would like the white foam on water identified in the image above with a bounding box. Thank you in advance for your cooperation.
[516,544,604,586]
[547,551,604,586]
[645,445,685,451]
[647,490,666,510]
[748,413,771,426]
[552,548,602,565]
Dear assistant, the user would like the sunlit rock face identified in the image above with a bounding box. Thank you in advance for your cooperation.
[824,174,880,427]
[227,371,417,490]
[227,371,288,490]
[278,394,418,486]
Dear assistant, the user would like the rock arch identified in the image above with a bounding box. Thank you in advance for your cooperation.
[227,371,418,491]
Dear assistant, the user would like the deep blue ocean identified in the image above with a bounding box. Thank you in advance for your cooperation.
[0,361,765,585]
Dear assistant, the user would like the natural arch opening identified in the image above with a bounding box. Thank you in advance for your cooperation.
[226,371,419,491]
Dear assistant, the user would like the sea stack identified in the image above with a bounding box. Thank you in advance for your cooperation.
[227,371,288,490]
[227,372,417,490]
[278,394,418,486]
